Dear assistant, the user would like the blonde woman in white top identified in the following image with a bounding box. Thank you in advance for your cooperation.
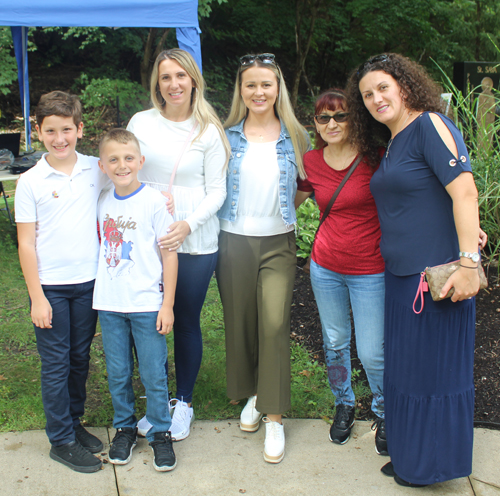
[127,48,229,442]
[217,53,309,463]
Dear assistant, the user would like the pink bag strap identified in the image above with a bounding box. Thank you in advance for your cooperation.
[412,272,428,314]
[167,123,198,194]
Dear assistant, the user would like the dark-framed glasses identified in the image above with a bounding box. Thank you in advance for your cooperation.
[240,53,276,66]
[315,112,349,124]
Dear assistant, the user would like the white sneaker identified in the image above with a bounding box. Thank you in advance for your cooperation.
[240,395,262,432]
[137,416,152,437]
[263,417,285,463]
[169,399,194,441]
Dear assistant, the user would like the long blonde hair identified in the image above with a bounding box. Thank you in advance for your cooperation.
[150,48,230,167]
[224,57,309,178]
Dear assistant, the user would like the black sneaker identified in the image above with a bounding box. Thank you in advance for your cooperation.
[150,432,177,472]
[108,427,137,465]
[50,440,102,473]
[74,424,104,453]
[371,417,388,456]
[329,404,355,445]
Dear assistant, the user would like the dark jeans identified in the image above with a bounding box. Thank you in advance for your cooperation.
[172,252,217,402]
[34,280,97,446]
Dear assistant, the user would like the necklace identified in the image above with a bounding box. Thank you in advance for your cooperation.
[246,120,280,142]
[385,111,413,158]
[258,124,279,141]
[324,147,357,171]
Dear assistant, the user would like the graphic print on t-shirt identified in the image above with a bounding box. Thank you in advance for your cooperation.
[102,215,135,278]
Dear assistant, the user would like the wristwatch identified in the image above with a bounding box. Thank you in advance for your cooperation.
[459,251,480,263]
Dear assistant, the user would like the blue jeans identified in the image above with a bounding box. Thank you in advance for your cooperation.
[99,311,172,441]
[310,260,385,418]
[34,280,97,446]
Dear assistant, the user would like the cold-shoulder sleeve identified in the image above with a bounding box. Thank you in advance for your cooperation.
[419,112,472,187]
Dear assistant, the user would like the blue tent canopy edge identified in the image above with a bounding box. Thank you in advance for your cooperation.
[1,0,201,150]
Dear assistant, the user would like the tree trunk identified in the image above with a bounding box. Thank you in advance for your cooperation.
[290,0,324,108]
[140,28,170,91]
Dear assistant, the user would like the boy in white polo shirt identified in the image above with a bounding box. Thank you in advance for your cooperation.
[15,91,108,473]
[93,129,178,472]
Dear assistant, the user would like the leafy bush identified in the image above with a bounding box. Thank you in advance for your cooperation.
[77,74,149,136]
[295,198,319,258]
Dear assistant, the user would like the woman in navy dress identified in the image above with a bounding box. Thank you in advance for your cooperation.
[346,53,485,487]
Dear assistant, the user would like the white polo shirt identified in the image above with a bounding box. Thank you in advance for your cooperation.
[15,152,110,285]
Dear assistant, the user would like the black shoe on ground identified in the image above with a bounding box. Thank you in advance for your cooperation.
[74,423,104,453]
[371,417,388,456]
[109,427,137,465]
[329,404,355,445]
[381,461,396,477]
[394,475,429,488]
[50,440,102,473]
[150,432,177,472]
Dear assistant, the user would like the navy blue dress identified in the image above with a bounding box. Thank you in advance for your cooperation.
[370,112,475,485]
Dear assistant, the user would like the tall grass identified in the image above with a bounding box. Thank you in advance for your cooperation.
[435,61,500,268]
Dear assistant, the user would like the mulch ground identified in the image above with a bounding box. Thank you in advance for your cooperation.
[290,259,500,426]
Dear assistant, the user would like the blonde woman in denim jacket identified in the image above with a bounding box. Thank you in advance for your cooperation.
[216,53,308,464]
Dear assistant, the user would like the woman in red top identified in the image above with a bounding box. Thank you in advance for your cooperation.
[296,89,386,454]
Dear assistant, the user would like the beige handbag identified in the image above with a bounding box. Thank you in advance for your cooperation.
[413,260,488,314]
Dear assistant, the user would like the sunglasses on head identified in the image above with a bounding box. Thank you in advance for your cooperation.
[315,113,349,124]
[357,54,390,76]
[240,53,276,66]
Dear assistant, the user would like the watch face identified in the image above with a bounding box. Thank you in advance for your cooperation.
[472,252,480,263]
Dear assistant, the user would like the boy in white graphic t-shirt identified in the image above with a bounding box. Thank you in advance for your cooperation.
[93,128,178,472]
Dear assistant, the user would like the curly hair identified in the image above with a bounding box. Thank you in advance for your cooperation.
[346,53,445,167]
[312,89,347,150]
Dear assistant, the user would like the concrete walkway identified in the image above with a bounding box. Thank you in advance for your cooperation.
[1,421,499,495]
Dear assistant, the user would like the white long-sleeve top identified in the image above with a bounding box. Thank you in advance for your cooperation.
[127,108,227,254]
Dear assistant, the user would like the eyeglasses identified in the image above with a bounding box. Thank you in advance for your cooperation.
[314,113,349,124]
[357,54,390,76]
[240,53,276,66]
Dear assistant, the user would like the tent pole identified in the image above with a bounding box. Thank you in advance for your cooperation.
[21,26,30,152]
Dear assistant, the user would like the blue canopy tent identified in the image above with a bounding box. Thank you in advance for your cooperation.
[0,0,201,151]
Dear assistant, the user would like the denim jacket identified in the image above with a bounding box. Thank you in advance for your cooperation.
[218,118,299,226]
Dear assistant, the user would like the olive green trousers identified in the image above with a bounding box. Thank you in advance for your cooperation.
[216,230,296,414]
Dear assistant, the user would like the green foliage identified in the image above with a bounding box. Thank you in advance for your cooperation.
[296,199,320,259]
[199,0,229,17]
[434,57,500,266]
[200,0,500,97]
[0,28,19,97]
[204,67,234,119]
[77,75,148,136]
[0,206,45,430]
[42,27,106,50]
